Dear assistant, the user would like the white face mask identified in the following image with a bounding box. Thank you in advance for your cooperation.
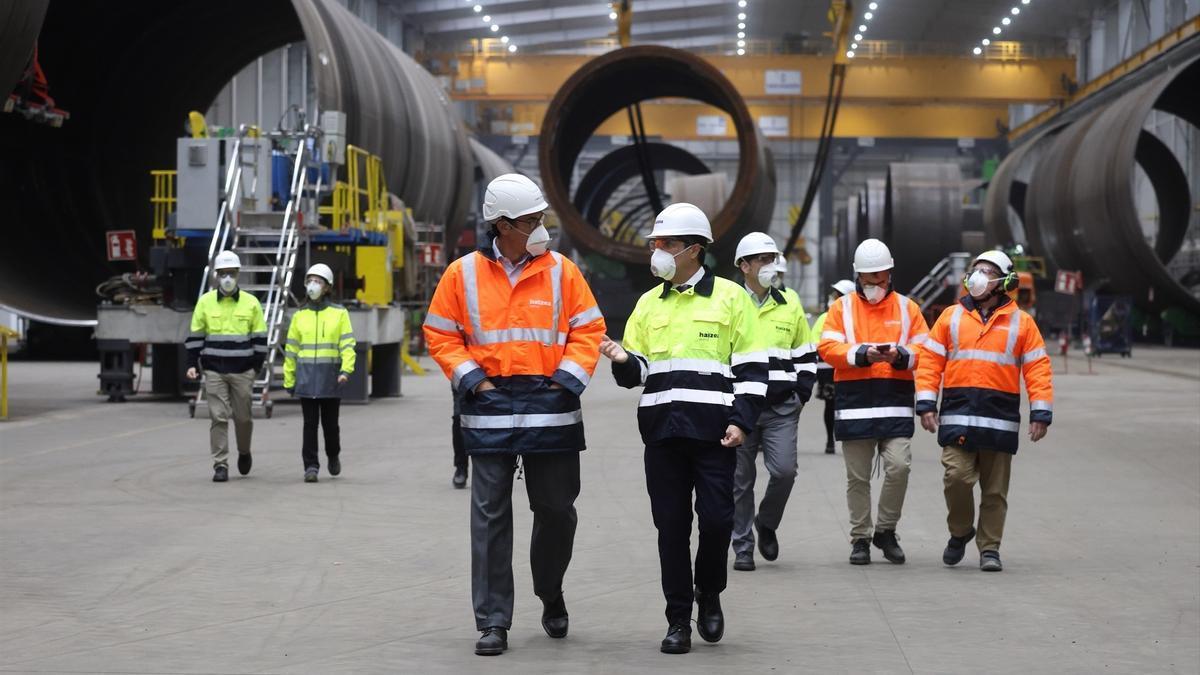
[756,266,779,290]
[861,283,887,304]
[218,274,237,294]
[650,246,691,281]
[306,281,324,300]
[967,270,998,299]
[513,221,550,257]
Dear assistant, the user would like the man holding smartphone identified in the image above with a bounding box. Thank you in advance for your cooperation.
[817,239,929,565]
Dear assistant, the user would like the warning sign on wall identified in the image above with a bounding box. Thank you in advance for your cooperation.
[106,230,137,262]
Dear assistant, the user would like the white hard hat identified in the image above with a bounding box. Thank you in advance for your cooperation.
[648,203,713,243]
[734,232,781,264]
[306,263,334,285]
[972,250,1014,275]
[853,238,894,274]
[213,250,241,271]
[831,279,856,296]
[482,173,549,222]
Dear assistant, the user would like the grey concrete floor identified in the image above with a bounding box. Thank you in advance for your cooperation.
[1,348,1198,674]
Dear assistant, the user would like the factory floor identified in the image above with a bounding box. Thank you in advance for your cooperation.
[1,348,1198,674]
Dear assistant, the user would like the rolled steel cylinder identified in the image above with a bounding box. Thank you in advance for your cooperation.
[538,45,776,265]
[987,56,1199,314]
[0,0,475,324]
[884,162,965,292]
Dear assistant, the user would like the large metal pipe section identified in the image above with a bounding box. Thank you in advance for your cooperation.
[0,0,48,100]
[986,56,1199,314]
[572,142,710,231]
[0,0,474,324]
[538,45,776,265]
[884,162,965,292]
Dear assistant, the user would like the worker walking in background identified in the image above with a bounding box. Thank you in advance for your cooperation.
[916,250,1054,572]
[423,174,605,657]
[812,279,856,454]
[599,203,767,655]
[283,263,356,483]
[186,251,267,483]
[817,239,928,565]
[728,233,816,573]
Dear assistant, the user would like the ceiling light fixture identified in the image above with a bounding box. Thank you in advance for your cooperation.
[609,11,617,19]
[508,44,517,52]
[501,35,509,43]
[738,22,746,29]
[738,0,747,6]
[737,31,745,38]
[846,50,855,58]
[1011,7,1020,14]
[869,1,878,9]
[737,39,746,47]
[993,26,1001,34]
[864,11,873,19]
[737,48,746,55]
[851,42,858,49]
[854,32,863,41]
[738,12,746,20]
[1022,0,1030,4]
[973,46,982,55]
[1001,17,1010,25]
[981,38,990,45]
[490,24,499,31]
[473,4,481,12]
[858,24,867,32]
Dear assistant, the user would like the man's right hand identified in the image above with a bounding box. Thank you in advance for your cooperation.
[866,346,890,364]
[474,380,497,394]
[920,411,939,433]
[598,334,629,363]
[186,367,199,380]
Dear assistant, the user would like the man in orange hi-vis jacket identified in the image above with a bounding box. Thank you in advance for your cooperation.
[423,173,605,657]
[817,238,929,567]
[916,250,1053,573]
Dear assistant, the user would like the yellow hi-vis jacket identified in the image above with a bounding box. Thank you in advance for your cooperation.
[283,300,356,398]
[749,285,816,406]
[186,289,267,374]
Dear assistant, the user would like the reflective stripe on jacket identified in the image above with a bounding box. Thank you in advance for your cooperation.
[186,289,267,374]
[813,312,834,386]
[422,242,605,455]
[915,295,1053,454]
[817,290,929,441]
[283,300,356,398]
[613,268,769,445]
[750,286,816,406]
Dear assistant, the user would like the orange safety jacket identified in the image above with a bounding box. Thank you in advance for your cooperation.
[915,295,1053,454]
[817,289,929,441]
[423,242,606,455]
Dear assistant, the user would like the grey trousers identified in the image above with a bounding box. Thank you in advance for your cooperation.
[471,452,580,631]
[732,397,801,556]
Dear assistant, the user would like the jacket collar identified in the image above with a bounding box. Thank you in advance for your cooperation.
[744,283,787,307]
[959,293,1013,315]
[218,288,241,302]
[477,233,555,275]
[305,297,330,311]
[658,265,715,299]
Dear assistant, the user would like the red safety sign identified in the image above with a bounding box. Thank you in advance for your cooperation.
[106,230,137,262]
[1054,269,1082,295]
[418,243,444,267]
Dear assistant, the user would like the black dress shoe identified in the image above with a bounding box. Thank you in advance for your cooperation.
[694,588,724,643]
[849,537,871,565]
[475,627,508,656]
[825,442,836,454]
[328,455,341,476]
[452,466,468,489]
[237,452,252,476]
[733,551,756,571]
[872,529,906,564]
[660,624,691,654]
[541,594,569,638]
[754,516,779,561]
[212,465,228,482]
[943,527,976,566]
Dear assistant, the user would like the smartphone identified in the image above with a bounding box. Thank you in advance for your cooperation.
[877,344,892,353]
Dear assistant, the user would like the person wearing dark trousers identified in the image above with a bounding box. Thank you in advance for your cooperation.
[451,411,468,488]
[283,263,356,483]
[812,280,855,455]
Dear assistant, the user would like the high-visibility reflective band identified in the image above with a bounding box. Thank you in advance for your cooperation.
[253,345,268,352]
[627,350,650,385]
[206,333,253,343]
[286,339,300,348]
[339,333,354,341]
[767,347,793,360]
[202,347,255,357]
[1030,400,1053,412]
[1021,347,1048,363]
[647,358,733,377]
[896,293,911,346]
[460,410,583,429]
[557,358,591,386]
[940,414,1020,432]
[549,252,563,347]
[768,370,798,381]
[848,344,865,366]
[821,330,846,342]
[302,356,343,365]
[423,312,459,332]
[924,339,947,357]
[816,362,833,370]
[916,391,938,402]
[792,344,815,358]
[640,388,735,407]
[734,381,768,396]
[469,327,569,346]
[299,342,340,350]
[452,360,482,388]
[908,334,928,345]
[461,254,483,336]
[949,305,964,354]
[1004,310,1021,357]
[794,362,817,373]
[841,294,856,343]
[835,406,915,420]
[949,349,1016,366]
[732,351,769,366]
[569,305,604,327]
[185,340,205,349]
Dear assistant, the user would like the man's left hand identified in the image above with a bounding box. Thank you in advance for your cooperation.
[1029,421,1048,442]
[721,425,746,448]
[337,374,349,385]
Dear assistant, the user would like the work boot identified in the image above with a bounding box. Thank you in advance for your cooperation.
[755,516,779,561]
[304,467,319,483]
[872,529,906,564]
[849,538,871,565]
[452,466,468,489]
[212,465,228,483]
[541,594,569,638]
[980,550,1003,572]
[733,551,756,571]
[328,455,341,476]
[237,452,252,476]
[825,442,836,455]
[694,588,724,643]
[474,627,508,656]
[942,527,976,566]
[660,624,691,654]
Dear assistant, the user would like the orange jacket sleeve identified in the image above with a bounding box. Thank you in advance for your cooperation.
[422,260,487,394]
[915,306,952,415]
[892,297,930,372]
[816,299,867,370]
[1017,312,1054,424]
[552,258,606,395]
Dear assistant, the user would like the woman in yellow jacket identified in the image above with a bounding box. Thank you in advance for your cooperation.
[283,263,356,482]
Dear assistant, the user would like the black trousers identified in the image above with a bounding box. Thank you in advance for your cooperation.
[452,415,468,470]
[824,398,836,446]
[644,438,736,626]
[300,397,340,469]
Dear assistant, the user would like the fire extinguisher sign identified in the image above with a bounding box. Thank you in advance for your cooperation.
[106,230,137,262]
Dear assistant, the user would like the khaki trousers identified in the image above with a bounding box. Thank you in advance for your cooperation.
[204,369,255,467]
[941,445,1013,552]
[842,437,911,540]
